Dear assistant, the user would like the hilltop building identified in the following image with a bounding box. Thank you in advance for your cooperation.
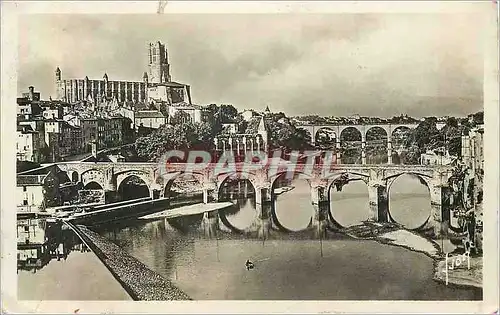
[54,41,192,106]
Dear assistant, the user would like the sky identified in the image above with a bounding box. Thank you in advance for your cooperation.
[18,13,486,118]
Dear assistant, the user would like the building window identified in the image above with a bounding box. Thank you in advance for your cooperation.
[23,186,27,192]
[23,200,28,206]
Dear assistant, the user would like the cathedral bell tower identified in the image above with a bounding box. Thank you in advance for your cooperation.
[147,41,171,84]
[55,67,64,101]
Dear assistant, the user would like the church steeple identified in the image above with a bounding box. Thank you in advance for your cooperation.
[55,67,61,81]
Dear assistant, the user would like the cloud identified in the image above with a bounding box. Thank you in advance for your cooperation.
[18,13,485,117]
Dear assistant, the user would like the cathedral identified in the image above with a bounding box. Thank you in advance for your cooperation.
[55,41,192,105]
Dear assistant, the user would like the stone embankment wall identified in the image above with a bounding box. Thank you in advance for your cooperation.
[70,223,192,301]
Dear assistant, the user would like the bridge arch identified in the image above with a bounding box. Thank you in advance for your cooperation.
[115,170,153,193]
[385,172,433,190]
[326,172,370,228]
[116,174,151,201]
[83,181,104,190]
[390,126,413,164]
[217,172,257,200]
[162,171,205,200]
[80,169,106,188]
[385,172,433,230]
[269,171,316,232]
[365,126,388,164]
[314,127,337,149]
[217,174,257,233]
[215,171,261,198]
[339,127,363,164]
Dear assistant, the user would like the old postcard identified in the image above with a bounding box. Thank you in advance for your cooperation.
[1,1,498,314]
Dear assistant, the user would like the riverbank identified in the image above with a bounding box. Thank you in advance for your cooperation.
[75,225,192,300]
[340,221,482,289]
[433,255,483,289]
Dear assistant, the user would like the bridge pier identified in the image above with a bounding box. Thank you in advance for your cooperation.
[367,183,389,222]
[201,210,219,238]
[387,136,393,164]
[361,142,367,165]
[203,181,217,204]
[254,187,272,239]
[426,184,444,238]
[310,186,328,238]
[335,138,341,164]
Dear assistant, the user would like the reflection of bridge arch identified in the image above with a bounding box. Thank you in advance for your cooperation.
[326,172,369,228]
[270,172,314,232]
[385,172,432,230]
[216,174,258,233]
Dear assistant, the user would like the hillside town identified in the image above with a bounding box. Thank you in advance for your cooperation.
[17,40,485,293]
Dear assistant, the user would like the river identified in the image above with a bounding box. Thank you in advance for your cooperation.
[17,174,482,300]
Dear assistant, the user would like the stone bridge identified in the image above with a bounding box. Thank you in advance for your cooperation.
[296,123,419,164]
[54,161,454,238]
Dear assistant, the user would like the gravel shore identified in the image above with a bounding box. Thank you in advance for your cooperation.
[76,225,192,301]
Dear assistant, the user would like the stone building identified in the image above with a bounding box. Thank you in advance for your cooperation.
[21,86,41,102]
[17,125,44,163]
[17,97,43,119]
[78,115,132,151]
[17,166,61,212]
[44,119,84,160]
[215,115,270,153]
[55,41,191,106]
[461,126,484,252]
[134,110,168,130]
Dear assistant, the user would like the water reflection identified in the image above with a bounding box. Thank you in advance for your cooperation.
[388,174,431,230]
[17,215,130,300]
[17,216,90,273]
[218,178,257,232]
[102,219,481,300]
[329,178,369,227]
[272,174,313,231]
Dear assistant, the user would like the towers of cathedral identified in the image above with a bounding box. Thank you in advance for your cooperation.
[147,41,171,83]
[55,41,177,104]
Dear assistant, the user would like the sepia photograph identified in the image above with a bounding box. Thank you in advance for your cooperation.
[1,1,499,313]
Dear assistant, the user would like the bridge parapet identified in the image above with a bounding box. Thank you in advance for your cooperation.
[46,161,455,238]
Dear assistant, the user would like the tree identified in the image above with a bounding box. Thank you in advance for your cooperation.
[266,114,312,151]
[404,117,439,150]
[170,111,192,125]
[218,104,240,123]
[135,110,222,161]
